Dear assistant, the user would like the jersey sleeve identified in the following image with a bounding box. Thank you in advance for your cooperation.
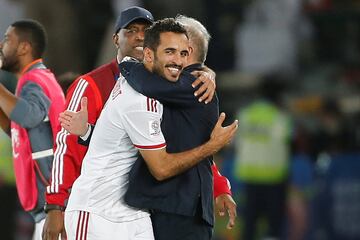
[120,61,201,108]
[122,108,166,150]
[46,77,101,207]
[10,81,50,128]
[212,162,232,198]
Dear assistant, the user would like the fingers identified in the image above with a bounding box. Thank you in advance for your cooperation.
[228,120,239,131]
[193,73,216,103]
[191,70,203,81]
[204,90,214,104]
[59,111,76,122]
[225,120,239,144]
[227,215,236,229]
[80,97,88,112]
[216,195,237,229]
[59,111,75,126]
[226,204,237,229]
[218,202,226,217]
[42,229,57,240]
[194,81,208,98]
[216,112,226,127]
[60,123,71,132]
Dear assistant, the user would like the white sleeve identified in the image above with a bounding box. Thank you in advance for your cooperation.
[122,110,166,150]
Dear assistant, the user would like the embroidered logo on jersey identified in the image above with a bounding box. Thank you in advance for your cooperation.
[147,97,158,112]
[112,80,122,99]
[11,128,20,158]
[149,120,160,136]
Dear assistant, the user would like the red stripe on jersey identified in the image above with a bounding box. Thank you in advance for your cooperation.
[152,99,157,112]
[83,212,89,240]
[75,211,82,240]
[147,98,158,112]
[79,211,85,240]
[147,97,150,112]
[134,143,166,150]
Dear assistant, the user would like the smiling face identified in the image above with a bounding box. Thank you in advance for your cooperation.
[0,26,22,73]
[148,32,189,82]
[114,21,150,61]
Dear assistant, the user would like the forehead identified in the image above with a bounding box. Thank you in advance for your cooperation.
[126,21,151,29]
[158,32,189,49]
[4,26,17,38]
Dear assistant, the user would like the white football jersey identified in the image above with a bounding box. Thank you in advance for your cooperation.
[66,74,165,222]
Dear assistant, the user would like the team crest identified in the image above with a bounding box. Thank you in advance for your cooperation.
[149,120,160,136]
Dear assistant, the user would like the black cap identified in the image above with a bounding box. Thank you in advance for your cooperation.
[114,6,154,33]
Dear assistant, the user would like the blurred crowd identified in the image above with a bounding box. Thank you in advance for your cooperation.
[1,0,360,239]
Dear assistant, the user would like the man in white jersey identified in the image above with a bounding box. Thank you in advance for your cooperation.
[64,18,238,240]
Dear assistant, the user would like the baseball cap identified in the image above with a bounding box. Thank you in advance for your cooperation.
[114,6,154,33]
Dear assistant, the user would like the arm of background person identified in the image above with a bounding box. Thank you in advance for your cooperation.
[0,83,18,133]
[212,162,237,229]
[0,108,10,135]
[119,61,215,107]
[1,81,50,128]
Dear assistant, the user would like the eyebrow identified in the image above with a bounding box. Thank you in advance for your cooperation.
[164,47,176,51]
[126,26,139,29]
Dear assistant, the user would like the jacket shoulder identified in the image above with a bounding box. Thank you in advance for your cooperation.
[87,60,119,81]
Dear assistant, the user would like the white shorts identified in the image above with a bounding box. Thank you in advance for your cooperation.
[65,210,154,240]
[32,218,45,240]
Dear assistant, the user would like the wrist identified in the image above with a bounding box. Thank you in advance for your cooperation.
[205,138,218,156]
[80,123,91,139]
[44,203,65,213]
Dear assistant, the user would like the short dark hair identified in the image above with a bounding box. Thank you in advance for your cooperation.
[11,19,47,59]
[144,18,188,52]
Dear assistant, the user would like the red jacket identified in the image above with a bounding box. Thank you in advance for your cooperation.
[46,60,231,207]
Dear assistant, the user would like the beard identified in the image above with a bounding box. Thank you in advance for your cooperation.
[151,54,167,79]
[151,53,182,80]
[0,55,20,73]
[151,62,166,79]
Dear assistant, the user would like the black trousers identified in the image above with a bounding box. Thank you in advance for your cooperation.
[151,203,213,240]
[242,182,287,240]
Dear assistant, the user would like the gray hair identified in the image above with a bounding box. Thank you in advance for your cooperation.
[175,15,211,63]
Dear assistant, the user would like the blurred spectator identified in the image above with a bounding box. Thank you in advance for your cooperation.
[313,98,351,155]
[235,0,312,76]
[234,74,292,240]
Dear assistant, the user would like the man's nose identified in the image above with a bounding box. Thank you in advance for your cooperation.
[136,30,145,41]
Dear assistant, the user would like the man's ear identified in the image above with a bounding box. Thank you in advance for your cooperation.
[113,33,120,48]
[188,46,194,56]
[17,41,31,56]
[143,47,154,63]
